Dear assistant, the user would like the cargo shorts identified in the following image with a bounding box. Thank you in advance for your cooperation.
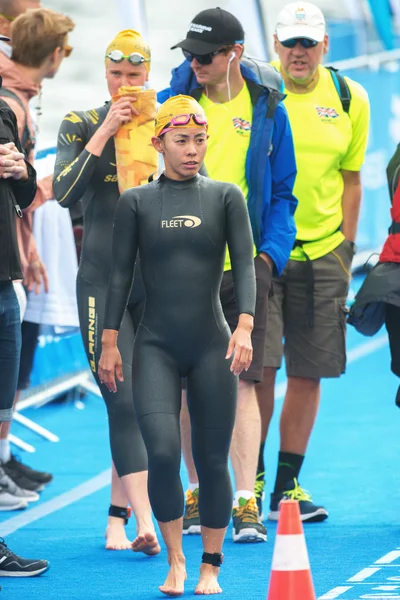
[263,240,354,379]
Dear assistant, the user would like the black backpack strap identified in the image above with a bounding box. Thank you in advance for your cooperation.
[389,221,400,234]
[0,87,34,157]
[326,66,352,114]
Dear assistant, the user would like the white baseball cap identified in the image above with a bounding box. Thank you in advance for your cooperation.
[276,2,326,43]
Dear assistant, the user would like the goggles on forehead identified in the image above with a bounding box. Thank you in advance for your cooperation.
[106,49,150,65]
[280,37,319,49]
[159,113,208,136]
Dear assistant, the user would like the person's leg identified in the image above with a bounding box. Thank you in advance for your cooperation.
[77,277,158,554]
[187,330,236,593]
[270,244,351,521]
[180,388,201,535]
[0,281,26,462]
[1,320,39,456]
[225,256,270,541]
[0,284,49,574]
[0,282,40,508]
[0,288,51,490]
[256,272,285,499]
[230,379,260,493]
[180,389,199,485]
[132,336,186,595]
[386,303,400,377]
[105,462,131,550]
[271,377,321,499]
[385,303,400,407]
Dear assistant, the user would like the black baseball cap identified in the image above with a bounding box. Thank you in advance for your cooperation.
[171,7,244,55]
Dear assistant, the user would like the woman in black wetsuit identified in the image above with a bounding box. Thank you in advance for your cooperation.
[99,95,256,596]
[53,30,159,555]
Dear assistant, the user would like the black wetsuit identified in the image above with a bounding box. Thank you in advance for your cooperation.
[104,174,256,527]
[53,104,146,477]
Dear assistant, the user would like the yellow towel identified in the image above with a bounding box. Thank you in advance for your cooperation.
[112,86,158,193]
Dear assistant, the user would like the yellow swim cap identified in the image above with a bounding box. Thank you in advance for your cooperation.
[155,95,208,138]
[105,29,151,71]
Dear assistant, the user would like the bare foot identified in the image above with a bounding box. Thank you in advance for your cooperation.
[105,518,132,550]
[132,531,161,556]
[195,563,222,595]
[159,555,187,596]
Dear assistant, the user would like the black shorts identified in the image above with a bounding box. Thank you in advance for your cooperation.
[220,255,272,383]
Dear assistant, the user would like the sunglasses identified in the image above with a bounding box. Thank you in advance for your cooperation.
[106,50,150,65]
[183,47,229,66]
[280,38,319,49]
[64,44,73,58]
[0,13,15,22]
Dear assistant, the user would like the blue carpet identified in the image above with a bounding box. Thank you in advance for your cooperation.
[1,327,398,600]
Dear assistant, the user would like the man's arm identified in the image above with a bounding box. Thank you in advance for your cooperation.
[0,106,36,208]
[259,103,297,276]
[341,169,362,242]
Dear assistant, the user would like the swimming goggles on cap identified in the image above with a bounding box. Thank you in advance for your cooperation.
[158,113,208,136]
[106,50,150,65]
[280,38,319,49]
[165,113,208,127]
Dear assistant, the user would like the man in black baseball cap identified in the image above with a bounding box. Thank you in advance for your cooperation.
[158,6,297,565]
[171,7,244,55]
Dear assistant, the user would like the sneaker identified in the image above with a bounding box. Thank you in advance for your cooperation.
[4,455,52,485]
[0,539,49,577]
[232,497,267,543]
[254,472,265,520]
[183,488,201,535]
[0,486,28,511]
[268,478,328,523]
[0,468,39,503]
[1,462,43,492]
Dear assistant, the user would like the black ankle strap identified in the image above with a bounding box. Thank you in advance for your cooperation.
[108,505,131,525]
[202,552,224,567]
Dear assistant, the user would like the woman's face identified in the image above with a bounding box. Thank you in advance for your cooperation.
[153,127,208,181]
[105,60,148,96]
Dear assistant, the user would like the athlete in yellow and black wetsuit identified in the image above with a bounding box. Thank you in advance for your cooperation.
[53,30,160,556]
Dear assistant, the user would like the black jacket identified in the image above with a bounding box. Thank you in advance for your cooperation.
[0,98,36,281]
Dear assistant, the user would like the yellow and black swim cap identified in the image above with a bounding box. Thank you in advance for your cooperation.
[105,29,151,71]
[155,95,208,138]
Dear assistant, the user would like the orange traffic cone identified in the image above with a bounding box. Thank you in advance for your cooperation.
[267,500,316,600]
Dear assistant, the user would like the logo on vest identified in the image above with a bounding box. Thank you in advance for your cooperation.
[161,215,202,229]
[316,106,339,121]
[189,22,212,34]
[233,117,252,135]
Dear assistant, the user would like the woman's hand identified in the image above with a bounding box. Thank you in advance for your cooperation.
[225,314,254,376]
[98,336,124,393]
[100,96,139,137]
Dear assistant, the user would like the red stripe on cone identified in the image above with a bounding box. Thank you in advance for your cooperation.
[268,569,315,599]
[267,500,316,600]
[277,500,303,535]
